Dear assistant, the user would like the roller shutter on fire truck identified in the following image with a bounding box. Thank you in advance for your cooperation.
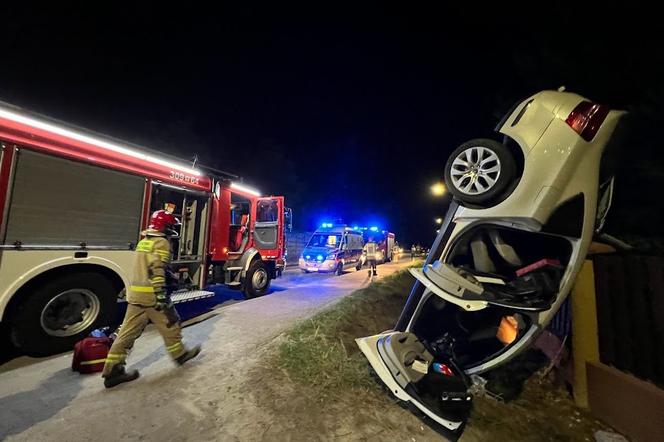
[4,149,144,247]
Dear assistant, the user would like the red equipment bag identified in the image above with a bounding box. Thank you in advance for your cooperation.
[72,337,111,374]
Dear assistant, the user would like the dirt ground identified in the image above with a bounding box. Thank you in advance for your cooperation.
[248,270,614,441]
[0,264,615,441]
[0,263,410,442]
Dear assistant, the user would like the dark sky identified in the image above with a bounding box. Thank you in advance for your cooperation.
[1,4,662,245]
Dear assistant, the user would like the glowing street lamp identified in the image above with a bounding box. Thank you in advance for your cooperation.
[431,182,446,196]
[435,218,443,224]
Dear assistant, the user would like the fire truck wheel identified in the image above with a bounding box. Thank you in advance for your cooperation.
[10,272,117,356]
[243,260,271,299]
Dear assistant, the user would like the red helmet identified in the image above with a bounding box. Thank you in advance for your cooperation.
[149,209,180,233]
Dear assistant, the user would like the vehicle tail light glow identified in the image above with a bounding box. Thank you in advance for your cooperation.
[565,101,610,142]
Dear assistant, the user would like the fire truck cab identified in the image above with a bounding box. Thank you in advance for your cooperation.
[0,102,286,356]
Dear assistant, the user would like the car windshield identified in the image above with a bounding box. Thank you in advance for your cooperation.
[308,234,341,248]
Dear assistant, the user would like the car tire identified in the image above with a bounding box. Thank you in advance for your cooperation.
[444,138,516,206]
[244,260,271,299]
[10,272,117,356]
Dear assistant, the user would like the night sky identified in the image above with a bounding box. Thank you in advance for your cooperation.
[1,4,662,245]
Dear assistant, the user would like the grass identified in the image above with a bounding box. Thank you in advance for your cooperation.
[277,267,417,393]
[272,262,613,441]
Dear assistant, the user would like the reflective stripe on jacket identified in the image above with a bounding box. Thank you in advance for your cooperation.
[126,229,171,306]
[364,241,377,259]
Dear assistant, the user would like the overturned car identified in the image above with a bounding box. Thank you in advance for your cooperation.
[357,90,626,438]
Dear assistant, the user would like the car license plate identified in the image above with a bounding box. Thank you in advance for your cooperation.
[307,267,319,272]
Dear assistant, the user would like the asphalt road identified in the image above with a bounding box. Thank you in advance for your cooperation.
[0,260,411,441]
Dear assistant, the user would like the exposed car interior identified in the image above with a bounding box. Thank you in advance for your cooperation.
[377,332,472,424]
[411,294,533,368]
[443,226,573,310]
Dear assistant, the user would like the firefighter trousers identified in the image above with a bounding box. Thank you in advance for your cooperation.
[102,303,185,377]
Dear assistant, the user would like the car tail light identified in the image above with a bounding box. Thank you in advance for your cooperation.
[565,101,610,141]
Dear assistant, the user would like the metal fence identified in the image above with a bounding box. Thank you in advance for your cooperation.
[593,254,664,387]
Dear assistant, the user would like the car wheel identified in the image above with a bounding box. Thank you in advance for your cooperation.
[444,138,516,206]
[244,260,271,299]
[10,272,117,356]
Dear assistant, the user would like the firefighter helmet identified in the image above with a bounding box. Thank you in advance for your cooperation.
[149,209,180,233]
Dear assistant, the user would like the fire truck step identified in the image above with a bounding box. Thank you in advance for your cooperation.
[226,281,242,287]
[171,290,215,304]
[226,266,243,271]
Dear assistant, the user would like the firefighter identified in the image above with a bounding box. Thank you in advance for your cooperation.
[102,208,201,388]
[363,236,378,277]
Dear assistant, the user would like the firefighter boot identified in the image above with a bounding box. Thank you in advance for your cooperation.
[175,345,201,366]
[104,365,140,389]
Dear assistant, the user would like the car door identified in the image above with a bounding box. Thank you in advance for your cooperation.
[356,331,472,439]
[253,196,284,259]
[356,204,472,439]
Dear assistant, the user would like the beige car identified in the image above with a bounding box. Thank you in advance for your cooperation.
[357,89,626,439]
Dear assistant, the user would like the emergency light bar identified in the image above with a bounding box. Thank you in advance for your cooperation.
[230,182,261,197]
[0,107,201,177]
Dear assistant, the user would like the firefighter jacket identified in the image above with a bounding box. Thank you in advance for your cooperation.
[126,229,171,306]
[364,241,378,260]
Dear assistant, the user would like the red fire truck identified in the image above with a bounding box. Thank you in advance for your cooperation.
[359,228,395,263]
[0,102,287,355]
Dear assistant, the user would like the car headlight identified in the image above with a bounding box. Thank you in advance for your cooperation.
[326,253,336,260]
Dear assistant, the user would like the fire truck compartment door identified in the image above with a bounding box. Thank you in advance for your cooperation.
[4,149,144,247]
[254,197,282,251]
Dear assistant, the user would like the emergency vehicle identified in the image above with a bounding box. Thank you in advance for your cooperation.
[359,227,395,263]
[298,224,364,275]
[0,101,287,355]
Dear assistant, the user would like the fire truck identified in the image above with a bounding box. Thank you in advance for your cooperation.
[0,102,288,356]
[358,227,395,263]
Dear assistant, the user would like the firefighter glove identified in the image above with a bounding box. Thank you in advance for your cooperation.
[155,292,169,311]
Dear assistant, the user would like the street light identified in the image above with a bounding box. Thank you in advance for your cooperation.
[435,218,443,224]
[431,182,446,196]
